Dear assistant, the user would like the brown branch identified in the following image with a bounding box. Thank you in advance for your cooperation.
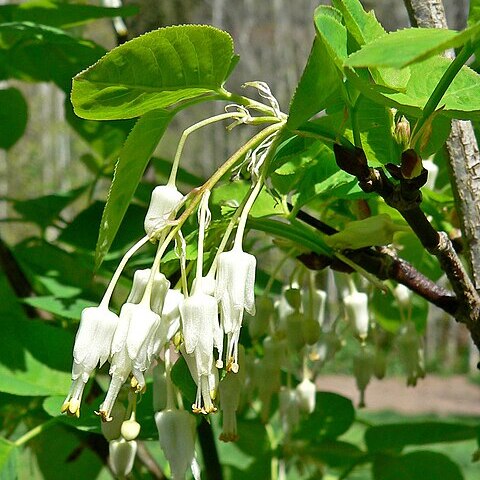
[404,0,480,291]
[293,206,458,316]
[333,143,480,351]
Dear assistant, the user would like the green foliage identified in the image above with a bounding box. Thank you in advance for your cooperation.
[0,0,137,29]
[345,26,480,69]
[0,87,28,150]
[71,25,237,120]
[3,0,480,479]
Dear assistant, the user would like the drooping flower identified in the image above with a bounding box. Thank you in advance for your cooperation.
[344,288,369,341]
[144,185,183,239]
[152,289,184,356]
[109,438,137,477]
[99,300,162,421]
[126,268,170,316]
[155,409,196,480]
[219,346,246,442]
[296,378,316,414]
[215,247,256,372]
[180,287,223,413]
[62,305,119,417]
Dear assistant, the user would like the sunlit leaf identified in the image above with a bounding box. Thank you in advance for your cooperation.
[72,25,236,120]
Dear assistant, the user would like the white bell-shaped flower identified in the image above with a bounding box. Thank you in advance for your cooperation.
[152,289,184,356]
[99,347,132,422]
[62,305,119,417]
[126,268,170,316]
[109,438,137,477]
[180,290,222,413]
[344,290,369,340]
[215,247,256,372]
[144,185,183,239]
[296,378,316,414]
[155,409,196,480]
[112,302,161,374]
[183,351,219,415]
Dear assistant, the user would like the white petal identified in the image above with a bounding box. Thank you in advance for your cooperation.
[73,306,119,370]
[144,185,183,237]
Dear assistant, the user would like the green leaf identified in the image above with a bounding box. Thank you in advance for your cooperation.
[0,271,72,396]
[348,56,480,120]
[211,180,281,218]
[72,25,236,120]
[294,392,355,441]
[299,440,364,467]
[9,185,87,230]
[23,296,95,320]
[287,37,341,129]
[346,26,480,69]
[366,422,478,453]
[0,87,27,150]
[332,0,409,90]
[373,451,464,480]
[0,0,138,29]
[0,437,16,480]
[58,200,146,254]
[313,6,348,70]
[332,0,385,45]
[0,22,105,92]
[94,109,172,268]
[249,218,333,257]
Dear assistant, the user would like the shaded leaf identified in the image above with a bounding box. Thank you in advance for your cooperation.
[0,87,28,150]
[294,391,355,441]
[0,22,104,91]
[72,25,236,120]
[0,0,138,28]
[366,422,478,453]
[373,451,464,480]
[9,185,87,230]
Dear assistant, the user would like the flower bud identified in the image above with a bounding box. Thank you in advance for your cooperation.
[144,185,183,239]
[302,318,321,345]
[284,287,302,310]
[373,348,387,380]
[296,378,316,414]
[155,409,196,480]
[109,438,137,477]
[121,419,141,441]
[353,347,374,408]
[397,322,425,386]
[286,312,306,350]
[394,115,411,150]
[247,296,274,339]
